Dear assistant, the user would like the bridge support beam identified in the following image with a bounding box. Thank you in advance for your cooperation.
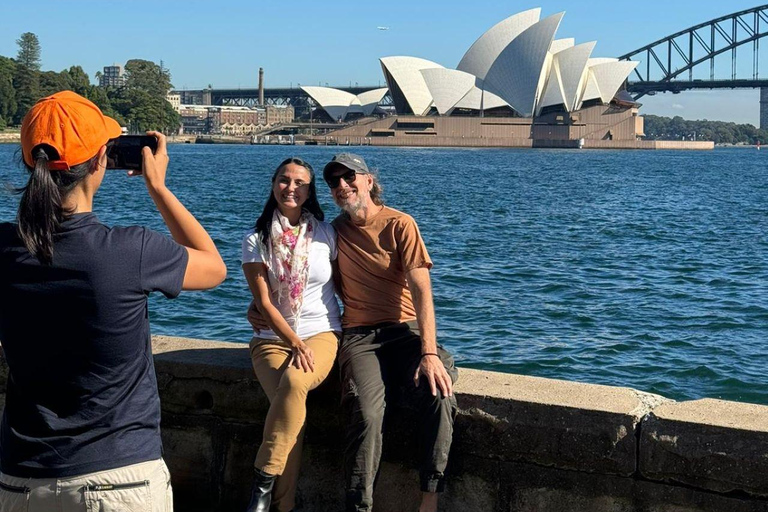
[761,88,768,131]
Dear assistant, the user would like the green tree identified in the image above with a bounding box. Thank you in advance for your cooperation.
[16,32,41,70]
[13,32,42,124]
[66,65,91,96]
[110,59,180,133]
[39,70,69,97]
[642,114,768,145]
[0,56,17,127]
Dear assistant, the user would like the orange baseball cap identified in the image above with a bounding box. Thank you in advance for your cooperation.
[21,90,123,171]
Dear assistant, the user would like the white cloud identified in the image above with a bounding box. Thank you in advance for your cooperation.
[671,103,684,110]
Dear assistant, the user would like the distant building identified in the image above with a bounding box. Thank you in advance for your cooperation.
[178,104,294,136]
[265,105,294,125]
[209,106,263,135]
[166,92,181,113]
[179,105,211,135]
[99,65,126,88]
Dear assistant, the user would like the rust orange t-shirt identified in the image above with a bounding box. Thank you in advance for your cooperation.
[332,206,432,328]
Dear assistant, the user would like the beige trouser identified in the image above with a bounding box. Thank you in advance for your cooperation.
[250,331,338,512]
[0,458,172,512]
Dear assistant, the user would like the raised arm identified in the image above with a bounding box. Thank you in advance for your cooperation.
[242,262,315,372]
[407,267,453,397]
[139,131,226,290]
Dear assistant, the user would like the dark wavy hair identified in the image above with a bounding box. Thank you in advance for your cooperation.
[254,157,324,244]
[16,144,98,265]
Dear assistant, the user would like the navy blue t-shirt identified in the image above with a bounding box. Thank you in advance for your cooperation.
[0,213,188,478]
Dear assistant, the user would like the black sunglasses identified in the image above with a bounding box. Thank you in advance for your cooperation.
[325,169,360,188]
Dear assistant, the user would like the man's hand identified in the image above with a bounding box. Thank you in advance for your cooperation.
[247,300,269,332]
[414,354,453,398]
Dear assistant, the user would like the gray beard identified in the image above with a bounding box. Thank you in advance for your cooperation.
[341,197,367,216]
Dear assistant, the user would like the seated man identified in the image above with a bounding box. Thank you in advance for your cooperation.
[323,153,458,512]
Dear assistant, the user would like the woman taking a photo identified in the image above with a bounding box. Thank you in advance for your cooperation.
[0,91,226,511]
[241,157,341,512]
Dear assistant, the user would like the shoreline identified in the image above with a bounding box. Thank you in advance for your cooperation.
[4,132,761,149]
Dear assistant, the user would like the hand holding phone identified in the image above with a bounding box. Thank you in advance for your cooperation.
[105,135,158,171]
[139,131,169,194]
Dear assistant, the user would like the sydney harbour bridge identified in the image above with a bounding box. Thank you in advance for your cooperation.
[176,4,768,129]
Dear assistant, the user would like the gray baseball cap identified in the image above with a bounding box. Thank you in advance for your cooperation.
[323,152,370,181]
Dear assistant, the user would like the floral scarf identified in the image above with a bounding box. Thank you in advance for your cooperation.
[259,209,316,326]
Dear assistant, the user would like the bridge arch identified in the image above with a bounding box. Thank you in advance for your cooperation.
[619,4,768,99]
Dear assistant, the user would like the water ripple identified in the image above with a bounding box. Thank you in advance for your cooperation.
[1,145,767,404]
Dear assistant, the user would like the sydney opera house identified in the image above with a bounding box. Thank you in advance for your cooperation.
[302,8,670,148]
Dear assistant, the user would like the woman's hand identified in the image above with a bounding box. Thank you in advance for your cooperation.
[136,131,169,194]
[290,342,315,373]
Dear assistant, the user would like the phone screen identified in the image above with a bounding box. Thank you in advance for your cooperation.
[106,135,158,170]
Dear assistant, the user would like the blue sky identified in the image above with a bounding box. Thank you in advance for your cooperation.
[1,0,765,125]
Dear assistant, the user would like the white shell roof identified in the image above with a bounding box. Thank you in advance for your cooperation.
[452,85,509,111]
[301,86,357,121]
[302,86,389,120]
[580,71,603,104]
[539,68,567,110]
[483,12,564,117]
[374,9,639,118]
[539,42,596,112]
[549,38,575,54]
[457,8,541,80]
[589,60,638,104]
[356,88,389,116]
[380,56,444,116]
[558,42,596,111]
[420,68,476,115]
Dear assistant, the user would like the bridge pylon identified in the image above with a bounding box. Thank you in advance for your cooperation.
[761,88,768,130]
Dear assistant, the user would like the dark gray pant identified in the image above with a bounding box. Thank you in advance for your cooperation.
[339,322,458,512]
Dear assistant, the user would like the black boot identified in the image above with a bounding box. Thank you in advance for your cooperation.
[245,468,277,512]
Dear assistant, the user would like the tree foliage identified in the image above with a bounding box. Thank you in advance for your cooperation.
[643,115,768,145]
[15,32,41,71]
[0,34,180,133]
[106,59,180,133]
[13,33,42,124]
[0,56,16,128]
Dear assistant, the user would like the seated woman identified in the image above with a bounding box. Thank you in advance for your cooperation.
[241,157,341,512]
[0,91,226,511]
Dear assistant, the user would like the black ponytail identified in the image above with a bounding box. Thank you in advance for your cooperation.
[254,157,324,245]
[16,145,96,265]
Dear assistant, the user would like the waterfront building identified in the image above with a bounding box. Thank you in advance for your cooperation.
[167,93,181,113]
[99,65,126,88]
[379,8,638,119]
[299,7,639,136]
[178,104,294,136]
[179,105,211,135]
[319,7,653,147]
[265,105,294,125]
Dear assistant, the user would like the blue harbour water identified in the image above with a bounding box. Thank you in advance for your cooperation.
[1,144,766,404]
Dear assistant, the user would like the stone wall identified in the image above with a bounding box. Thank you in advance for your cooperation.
[2,336,768,511]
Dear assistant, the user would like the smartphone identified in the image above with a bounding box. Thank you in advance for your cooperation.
[106,135,158,170]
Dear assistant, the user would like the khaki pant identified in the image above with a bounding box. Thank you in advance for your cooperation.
[250,331,338,512]
[0,458,172,512]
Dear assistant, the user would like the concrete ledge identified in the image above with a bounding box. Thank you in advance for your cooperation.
[3,336,768,511]
[455,368,668,475]
[640,399,768,496]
